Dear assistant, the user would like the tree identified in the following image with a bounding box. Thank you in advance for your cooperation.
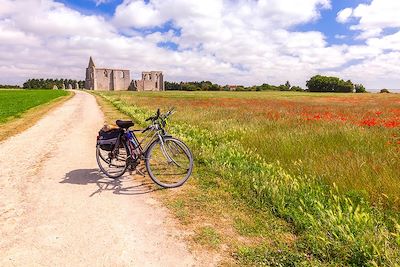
[354,84,366,93]
[306,75,354,93]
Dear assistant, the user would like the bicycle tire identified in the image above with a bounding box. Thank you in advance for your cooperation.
[145,137,193,188]
[96,140,129,179]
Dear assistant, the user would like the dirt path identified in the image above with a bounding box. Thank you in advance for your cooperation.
[0,91,212,266]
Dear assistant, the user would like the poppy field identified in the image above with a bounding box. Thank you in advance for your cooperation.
[95,90,400,265]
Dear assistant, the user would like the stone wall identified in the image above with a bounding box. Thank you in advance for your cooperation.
[135,71,164,91]
[93,69,131,91]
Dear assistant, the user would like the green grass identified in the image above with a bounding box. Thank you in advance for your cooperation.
[93,90,400,266]
[0,89,68,123]
[193,226,221,249]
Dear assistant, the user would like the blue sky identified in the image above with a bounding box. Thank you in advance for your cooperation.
[296,1,369,44]
[1,0,400,88]
[56,0,124,17]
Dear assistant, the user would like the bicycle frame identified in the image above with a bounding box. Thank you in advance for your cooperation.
[109,107,178,167]
[122,124,171,162]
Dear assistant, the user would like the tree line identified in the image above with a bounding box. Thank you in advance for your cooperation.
[165,80,304,92]
[23,79,85,89]
[165,75,367,93]
[0,75,373,93]
[0,84,21,89]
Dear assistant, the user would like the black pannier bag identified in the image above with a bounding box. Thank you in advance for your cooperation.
[97,128,122,151]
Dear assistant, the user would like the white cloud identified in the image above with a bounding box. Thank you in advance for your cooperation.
[329,51,400,89]
[113,0,164,28]
[330,0,400,89]
[367,31,400,51]
[336,8,352,23]
[338,0,400,39]
[334,34,346,39]
[352,1,400,30]
[94,0,112,6]
[0,0,399,89]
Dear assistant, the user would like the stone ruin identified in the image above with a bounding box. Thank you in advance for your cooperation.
[133,71,164,91]
[85,57,164,91]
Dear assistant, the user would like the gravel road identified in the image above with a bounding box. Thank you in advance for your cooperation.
[0,91,211,266]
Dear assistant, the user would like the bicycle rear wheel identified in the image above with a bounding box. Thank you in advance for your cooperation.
[145,137,193,188]
[96,141,128,178]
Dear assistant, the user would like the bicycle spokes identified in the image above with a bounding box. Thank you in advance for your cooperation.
[146,138,193,188]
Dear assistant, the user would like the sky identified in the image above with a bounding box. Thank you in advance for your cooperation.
[0,0,399,89]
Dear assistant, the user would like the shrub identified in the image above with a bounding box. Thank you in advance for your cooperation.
[290,86,304,92]
[355,84,366,93]
[380,89,390,93]
[278,84,290,91]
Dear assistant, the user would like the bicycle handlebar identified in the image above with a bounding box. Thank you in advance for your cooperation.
[145,108,175,122]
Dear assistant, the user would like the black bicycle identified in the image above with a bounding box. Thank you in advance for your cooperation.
[96,108,193,188]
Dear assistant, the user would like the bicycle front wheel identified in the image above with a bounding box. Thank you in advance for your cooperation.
[145,137,193,188]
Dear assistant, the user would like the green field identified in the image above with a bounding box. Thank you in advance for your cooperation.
[95,91,400,266]
[0,90,68,123]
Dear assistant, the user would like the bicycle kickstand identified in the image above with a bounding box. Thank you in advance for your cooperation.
[136,167,146,177]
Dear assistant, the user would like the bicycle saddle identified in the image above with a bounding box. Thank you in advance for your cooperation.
[116,120,134,129]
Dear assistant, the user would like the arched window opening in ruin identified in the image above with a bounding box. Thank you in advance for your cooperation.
[104,70,108,77]
[155,81,158,88]
[120,71,124,78]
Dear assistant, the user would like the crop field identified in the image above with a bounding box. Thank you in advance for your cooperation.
[95,91,400,266]
[0,90,68,123]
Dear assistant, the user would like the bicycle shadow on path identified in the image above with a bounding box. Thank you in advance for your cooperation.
[61,168,162,197]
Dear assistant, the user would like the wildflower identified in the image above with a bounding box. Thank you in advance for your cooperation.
[314,114,322,120]
[384,121,400,128]
[360,118,378,127]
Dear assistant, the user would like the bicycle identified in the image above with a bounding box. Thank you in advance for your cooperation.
[96,108,193,188]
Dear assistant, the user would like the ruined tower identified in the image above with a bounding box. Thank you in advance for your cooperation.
[134,71,164,91]
[85,57,96,90]
[85,57,131,91]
